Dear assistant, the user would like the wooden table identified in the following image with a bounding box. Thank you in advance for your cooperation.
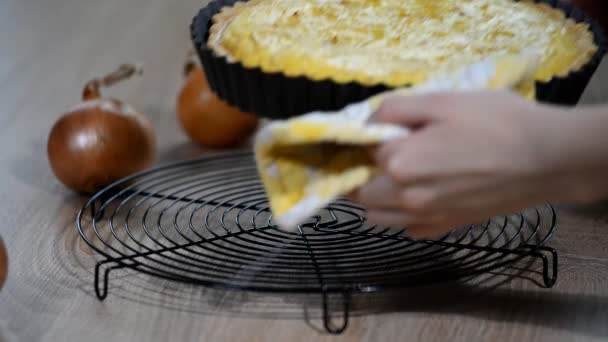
[1,0,607,341]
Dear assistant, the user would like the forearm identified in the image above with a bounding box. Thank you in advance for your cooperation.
[546,104,608,203]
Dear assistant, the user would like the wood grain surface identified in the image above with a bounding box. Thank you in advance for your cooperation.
[1,0,608,341]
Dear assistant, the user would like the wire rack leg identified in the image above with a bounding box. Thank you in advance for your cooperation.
[94,260,126,301]
[527,245,558,288]
[322,291,350,335]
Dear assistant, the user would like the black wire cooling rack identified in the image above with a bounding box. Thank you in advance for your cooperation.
[77,151,558,334]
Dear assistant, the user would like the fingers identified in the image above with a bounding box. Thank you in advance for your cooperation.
[371,93,447,127]
[371,137,403,167]
[371,137,421,183]
[351,175,402,210]
[360,93,463,239]
[372,90,518,127]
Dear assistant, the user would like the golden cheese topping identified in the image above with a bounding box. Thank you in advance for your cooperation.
[208,0,597,87]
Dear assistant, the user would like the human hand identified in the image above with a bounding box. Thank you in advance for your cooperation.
[350,90,599,239]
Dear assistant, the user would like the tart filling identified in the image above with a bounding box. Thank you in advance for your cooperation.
[208,0,597,87]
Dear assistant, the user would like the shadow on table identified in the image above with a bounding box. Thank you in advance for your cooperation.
[52,217,608,340]
[365,285,608,339]
[47,144,608,338]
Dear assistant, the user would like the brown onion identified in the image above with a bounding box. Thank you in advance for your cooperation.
[47,64,156,193]
[177,52,258,148]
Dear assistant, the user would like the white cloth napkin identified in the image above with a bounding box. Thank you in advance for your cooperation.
[254,53,541,231]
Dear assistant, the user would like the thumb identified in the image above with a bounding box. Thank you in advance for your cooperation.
[371,93,443,128]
